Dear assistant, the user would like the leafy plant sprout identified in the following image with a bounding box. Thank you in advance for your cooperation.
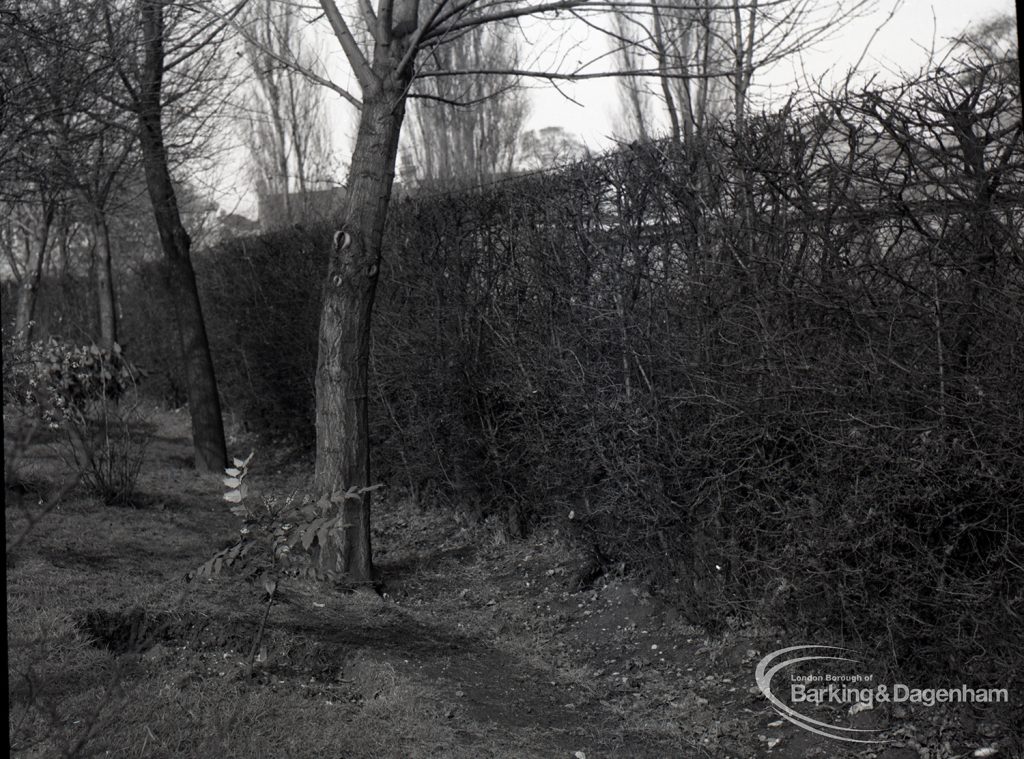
[190,452,381,675]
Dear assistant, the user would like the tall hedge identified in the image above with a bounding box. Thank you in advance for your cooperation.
[203,69,1023,681]
[15,66,1023,682]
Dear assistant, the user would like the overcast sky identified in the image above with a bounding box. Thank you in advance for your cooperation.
[525,0,1018,150]
[215,1,1018,217]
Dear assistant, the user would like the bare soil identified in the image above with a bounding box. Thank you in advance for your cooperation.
[6,406,1020,758]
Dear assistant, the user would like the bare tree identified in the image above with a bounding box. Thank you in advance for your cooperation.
[950,13,1019,91]
[214,0,886,585]
[400,18,530,187]
[2,3,176,355]
[611,0,875,141]
[612,0,732,143]
[239,0,338,223]
[70,70,141,350]
[724,0,877,128]
[98,0,241,472]
[610,10,653,141]
[4,1,235,472]
[8,201,57,344]
[1,2,85,346]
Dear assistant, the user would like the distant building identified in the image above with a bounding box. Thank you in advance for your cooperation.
[257,187,347,231]
[218,212,260,238]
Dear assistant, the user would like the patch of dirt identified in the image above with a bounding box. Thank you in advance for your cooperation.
[75,607,253,655]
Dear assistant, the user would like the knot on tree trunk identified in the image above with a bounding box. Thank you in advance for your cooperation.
[333,230,351,253]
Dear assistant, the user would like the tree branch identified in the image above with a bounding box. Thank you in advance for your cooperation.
[415,64,749,81]
[238,16,364,110]
[379,0,394,43]
[163,0,249,74]
[318,0,377,90]
[423,0,587,41]
[357,0,380,43]
[422,0,799,42]
[397,0,458,76]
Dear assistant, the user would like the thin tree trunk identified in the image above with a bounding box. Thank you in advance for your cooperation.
[731,0,757,271]
[732,0,756,128]
[2,213,24,283]
[92,210,118,350]
[14,201,55,346]
[677,22,695,144]
[55,216,70,280]
[314,85,409,585]
[733,1,745,127]
[288,84,309,217]
[137,0,226,473]
[651,0,682,144]
[695,11,713,131]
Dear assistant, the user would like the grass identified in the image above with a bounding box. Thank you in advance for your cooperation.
[6,404,1022,758]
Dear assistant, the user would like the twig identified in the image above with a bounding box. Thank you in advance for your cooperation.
[246,586,276,677]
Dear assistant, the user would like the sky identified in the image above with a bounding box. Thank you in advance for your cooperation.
[524,0,1019,151]
[215,0,1018,217]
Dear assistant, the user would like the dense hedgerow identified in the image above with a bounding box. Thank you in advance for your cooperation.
[12,66,1023,682]
[219,67,1024,681]
[198,227,329,438]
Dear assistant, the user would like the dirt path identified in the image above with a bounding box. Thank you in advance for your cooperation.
[6,407,1018,758]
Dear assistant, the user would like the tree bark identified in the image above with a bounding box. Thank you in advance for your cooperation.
[13,201,55,347]
[136,0,226,472]
[92,210,118,350]
[313,79,409,585]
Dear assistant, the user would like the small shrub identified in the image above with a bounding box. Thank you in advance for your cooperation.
[188,453,380,673]
[189,452,382,587]
[8,338,148,506]
[9,338,135,419]
[66,401,149,507]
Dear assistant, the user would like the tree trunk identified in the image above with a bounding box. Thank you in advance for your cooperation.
[13,201,55,347]
[731,0,756,129]
[92,210,118,350]
[313,84,409,585]
[650,0,682,144]
[136,0,226,473]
